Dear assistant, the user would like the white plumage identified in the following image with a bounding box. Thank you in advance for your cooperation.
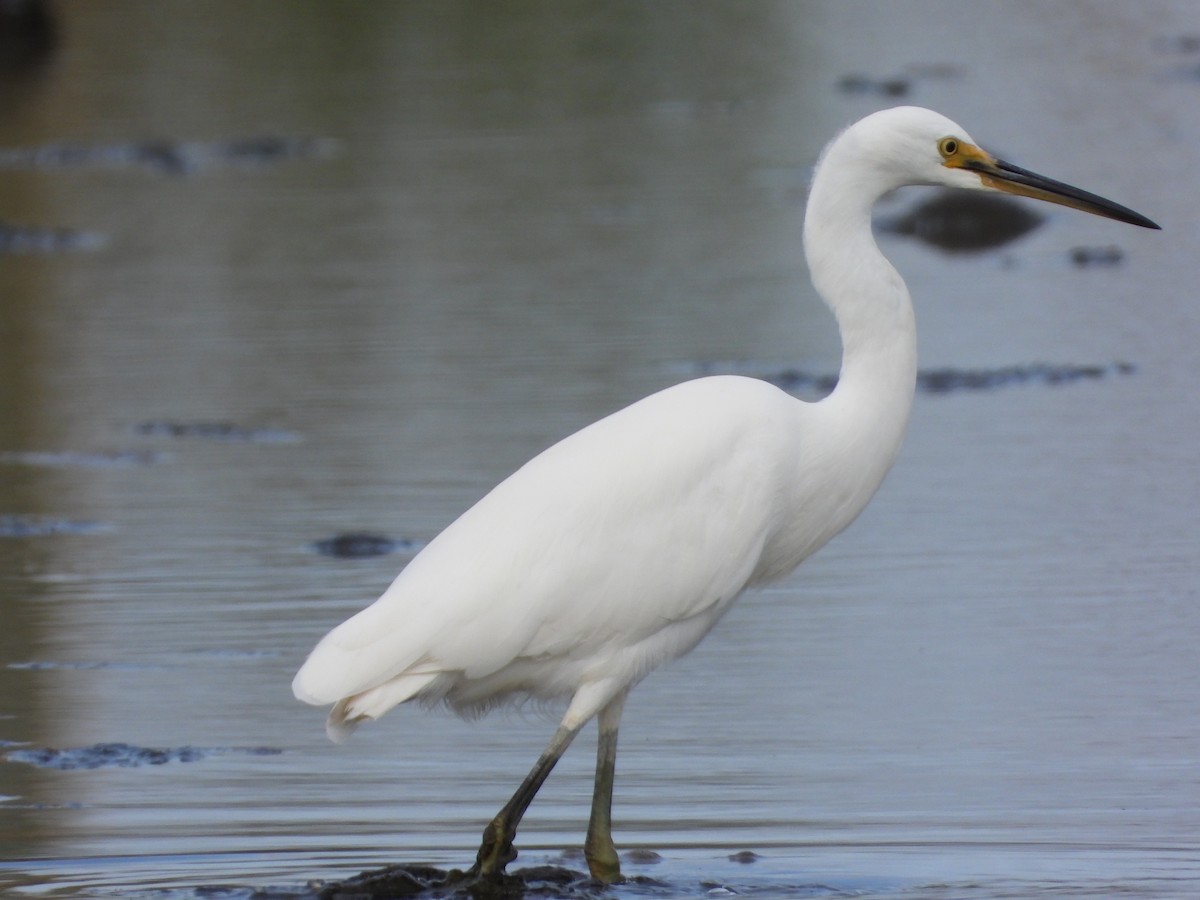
[293,107,1156,883]
[293,375,885,735]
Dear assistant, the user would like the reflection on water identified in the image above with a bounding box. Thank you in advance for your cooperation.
[1,2,1197,897]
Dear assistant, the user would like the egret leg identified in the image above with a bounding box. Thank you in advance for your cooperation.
[584,689,628,883]
[471,723,580,878]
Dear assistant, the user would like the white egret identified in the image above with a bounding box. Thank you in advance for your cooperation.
[293,107,1157,883]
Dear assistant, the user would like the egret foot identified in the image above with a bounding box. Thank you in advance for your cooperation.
[468,724,580,879]
[471,817,518,877]
[582,691,627,884]
[584,833,621,883]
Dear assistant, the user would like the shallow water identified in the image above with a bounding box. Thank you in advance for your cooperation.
[1,2,1198,898]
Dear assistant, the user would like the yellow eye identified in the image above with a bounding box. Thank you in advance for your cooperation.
[938,137,960,159]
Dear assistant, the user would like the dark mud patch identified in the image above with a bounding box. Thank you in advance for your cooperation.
[0,0,56,73]
[308,863,647,900]
[0,135,337,176]
[1069,245,1124,267]
[3,742,282,770]
[837,73,912,97]
[836,63,961,99]
[1151,33,1200,82]
[0,220,104,254]
[191,648,284,661]
[200,862,866,900]
[687,361,1135,396]
[0,448,167,468]
[47,854,900,900]
[7,660,160,671]
[728,850,760,864]
[0,514,108,537]
[314,533,420,559]
[9,652,281,670]
[133,420,301,444]
[1154,33,1200,55]
[877,190,1044,252]
[915,362,1135,394]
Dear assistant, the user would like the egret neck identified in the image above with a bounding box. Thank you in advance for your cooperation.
[800,125,918,533]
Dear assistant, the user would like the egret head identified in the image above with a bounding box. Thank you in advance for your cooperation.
[876,106,1159,229]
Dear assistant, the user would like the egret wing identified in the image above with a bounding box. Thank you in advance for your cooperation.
[292,376,798,707]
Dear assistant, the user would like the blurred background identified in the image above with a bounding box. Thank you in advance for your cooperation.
[0,2,1196,897]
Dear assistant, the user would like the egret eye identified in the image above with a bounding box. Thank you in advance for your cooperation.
[938,137,959,159]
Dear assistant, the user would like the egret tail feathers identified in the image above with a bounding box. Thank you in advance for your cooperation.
[322,670,443,743]
[326,697,366,743]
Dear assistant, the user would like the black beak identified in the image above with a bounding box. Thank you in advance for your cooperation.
[966,157,1160,230]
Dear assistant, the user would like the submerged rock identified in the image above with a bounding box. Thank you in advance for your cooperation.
[313,863,603,900]
[3,742,282,770]
[0,515,107,537]
[0,135,336,176]
[0,220,104,254]
[314,533,417,559]
[133,420,301,443]
[7,660,156,671]
[0,449,165,468]
[728,850,760,864]
[837,64,960,100]
[0,0,56,73]
[759,361,1135,395]
[916,361,1135,394]
[1069,245,1124,267]
[877,190,1044,252]
[837,73,911,97]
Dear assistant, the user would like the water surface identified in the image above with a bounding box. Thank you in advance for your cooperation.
[1,2,1197,897]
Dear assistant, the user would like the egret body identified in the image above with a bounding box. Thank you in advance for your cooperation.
[293,107,1157,882]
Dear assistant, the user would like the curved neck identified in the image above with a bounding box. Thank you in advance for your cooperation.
[801,137,918,494]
